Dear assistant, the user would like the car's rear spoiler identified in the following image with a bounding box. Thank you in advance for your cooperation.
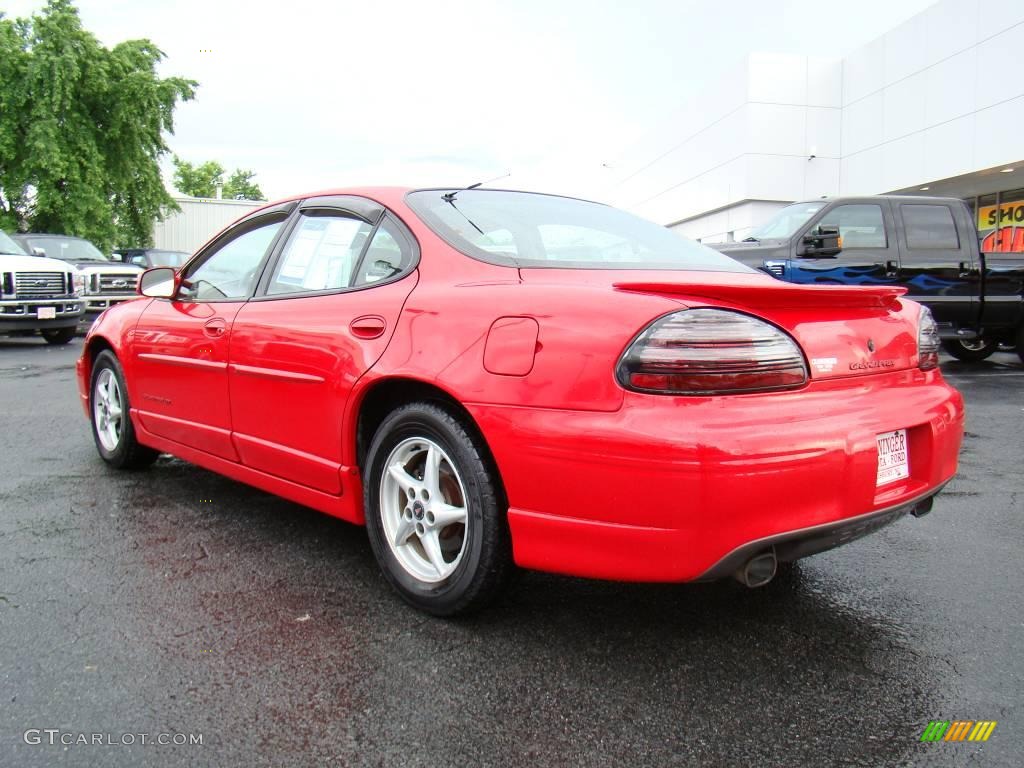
[613,281,907,310]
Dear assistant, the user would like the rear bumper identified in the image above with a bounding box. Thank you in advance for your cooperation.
[466,368,963,582]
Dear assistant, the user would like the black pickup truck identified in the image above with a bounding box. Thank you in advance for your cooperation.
[712,195,1024,362]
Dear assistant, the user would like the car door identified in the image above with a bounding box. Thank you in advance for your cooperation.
[893,200,978,329]
[130,206,292,460]
[227,196,419,495]
[786,201,900,286]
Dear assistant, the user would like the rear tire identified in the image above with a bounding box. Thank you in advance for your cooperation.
[941,338,998,362]
[89,351,159,470]
[364,402,513,616]
[41,327,75,345]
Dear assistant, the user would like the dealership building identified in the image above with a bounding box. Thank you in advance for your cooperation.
[608,0,1024,252]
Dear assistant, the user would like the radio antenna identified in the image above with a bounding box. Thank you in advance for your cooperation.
[442,171,511,202]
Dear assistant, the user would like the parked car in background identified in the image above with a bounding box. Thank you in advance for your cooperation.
[112,248,190,270]
[0,229,84,344]
[12,234,143,317]
[711,196,1024,363]
[77,187,963,616]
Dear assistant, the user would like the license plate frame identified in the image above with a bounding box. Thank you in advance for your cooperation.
[876,428,909,486]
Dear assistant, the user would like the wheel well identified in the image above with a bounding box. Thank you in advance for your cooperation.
[82,336,115,392]
[355,378,507,502]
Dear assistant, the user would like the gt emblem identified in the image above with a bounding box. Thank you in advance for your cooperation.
[867,338,875,352]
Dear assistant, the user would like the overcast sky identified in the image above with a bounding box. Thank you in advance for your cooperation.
[5,0,936,201]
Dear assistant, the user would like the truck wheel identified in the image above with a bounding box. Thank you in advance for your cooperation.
[364,402,513,616]
[90,351,160,469]
[41,327,76,345]
[941,338,998,362]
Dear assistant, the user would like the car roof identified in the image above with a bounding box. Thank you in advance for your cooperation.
[796,195,965,205]
[14,233,93,241]
[240,186,605,217]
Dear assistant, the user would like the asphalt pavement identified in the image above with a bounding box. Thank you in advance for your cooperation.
[0,338,1021,767]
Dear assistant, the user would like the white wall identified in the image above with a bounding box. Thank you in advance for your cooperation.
[607,53,842,238]
[611,0,1024,242]
[153,197,265,252]
[670,200,788,244]
[840,0,1024,194]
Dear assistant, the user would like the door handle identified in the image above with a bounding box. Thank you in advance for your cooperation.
[349,315,386,340]
[203,318,227,338]
[885,260,898,278]
[958,261,972,278]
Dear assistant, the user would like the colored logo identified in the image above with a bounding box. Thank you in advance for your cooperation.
[920,720,997,742]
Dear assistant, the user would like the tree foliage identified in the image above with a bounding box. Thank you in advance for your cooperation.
[172,157,224,199]
[172,157,264,201]
[224,169,263,201]
[0,0,196,250]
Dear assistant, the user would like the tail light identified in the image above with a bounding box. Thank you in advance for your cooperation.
[917,305,940,371]
[617,308,808,395]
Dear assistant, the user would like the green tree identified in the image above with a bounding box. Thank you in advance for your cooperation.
[223,169,263,201]
[0,0,195,251]
[172,159,265,201]
[172,157,225,198]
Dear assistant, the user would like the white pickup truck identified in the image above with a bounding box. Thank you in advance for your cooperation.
[11,233,143,318]
[1,230,85,344]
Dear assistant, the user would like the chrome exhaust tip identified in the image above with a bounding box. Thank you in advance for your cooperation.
[734,551,777,588]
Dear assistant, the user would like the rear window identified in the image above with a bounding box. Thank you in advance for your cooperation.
[406,189,752,272]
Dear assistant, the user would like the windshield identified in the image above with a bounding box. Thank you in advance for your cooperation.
[26,237,108,262]
[149,251,189,267]
[0,230,27,256]
[750,202,827,240]
[407,189,752,272]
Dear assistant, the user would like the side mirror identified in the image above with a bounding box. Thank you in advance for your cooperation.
[799,225,842,257]
[31,247,47,257]
[138,266,178,298]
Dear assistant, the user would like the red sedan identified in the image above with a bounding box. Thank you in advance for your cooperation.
[76,188,964,615]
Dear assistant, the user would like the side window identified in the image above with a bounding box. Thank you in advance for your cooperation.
[816,204,887,248]
[130,255,148,267]
[182,218,283,300]
[353,218,416,286]
[268,214,374,295]
[902,205,960,249]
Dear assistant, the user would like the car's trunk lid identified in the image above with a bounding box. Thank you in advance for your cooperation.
[519,268,922,380]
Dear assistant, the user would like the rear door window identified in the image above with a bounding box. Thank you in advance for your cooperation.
[267,214,374,295]
[901,205,960,250]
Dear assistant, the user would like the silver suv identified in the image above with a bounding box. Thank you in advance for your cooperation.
[1,230,85,344]
[12,234,143,315]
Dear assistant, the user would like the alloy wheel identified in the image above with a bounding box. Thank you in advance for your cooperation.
[93,368,124,452]
[379,436,469,583]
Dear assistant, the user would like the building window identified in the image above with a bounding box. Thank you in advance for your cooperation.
[978,188,1024,252]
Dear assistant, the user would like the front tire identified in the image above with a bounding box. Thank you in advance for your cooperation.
[89,351,159,469]
[941,338,998,362]
[41,327,76,345]
[364,402,512,616]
